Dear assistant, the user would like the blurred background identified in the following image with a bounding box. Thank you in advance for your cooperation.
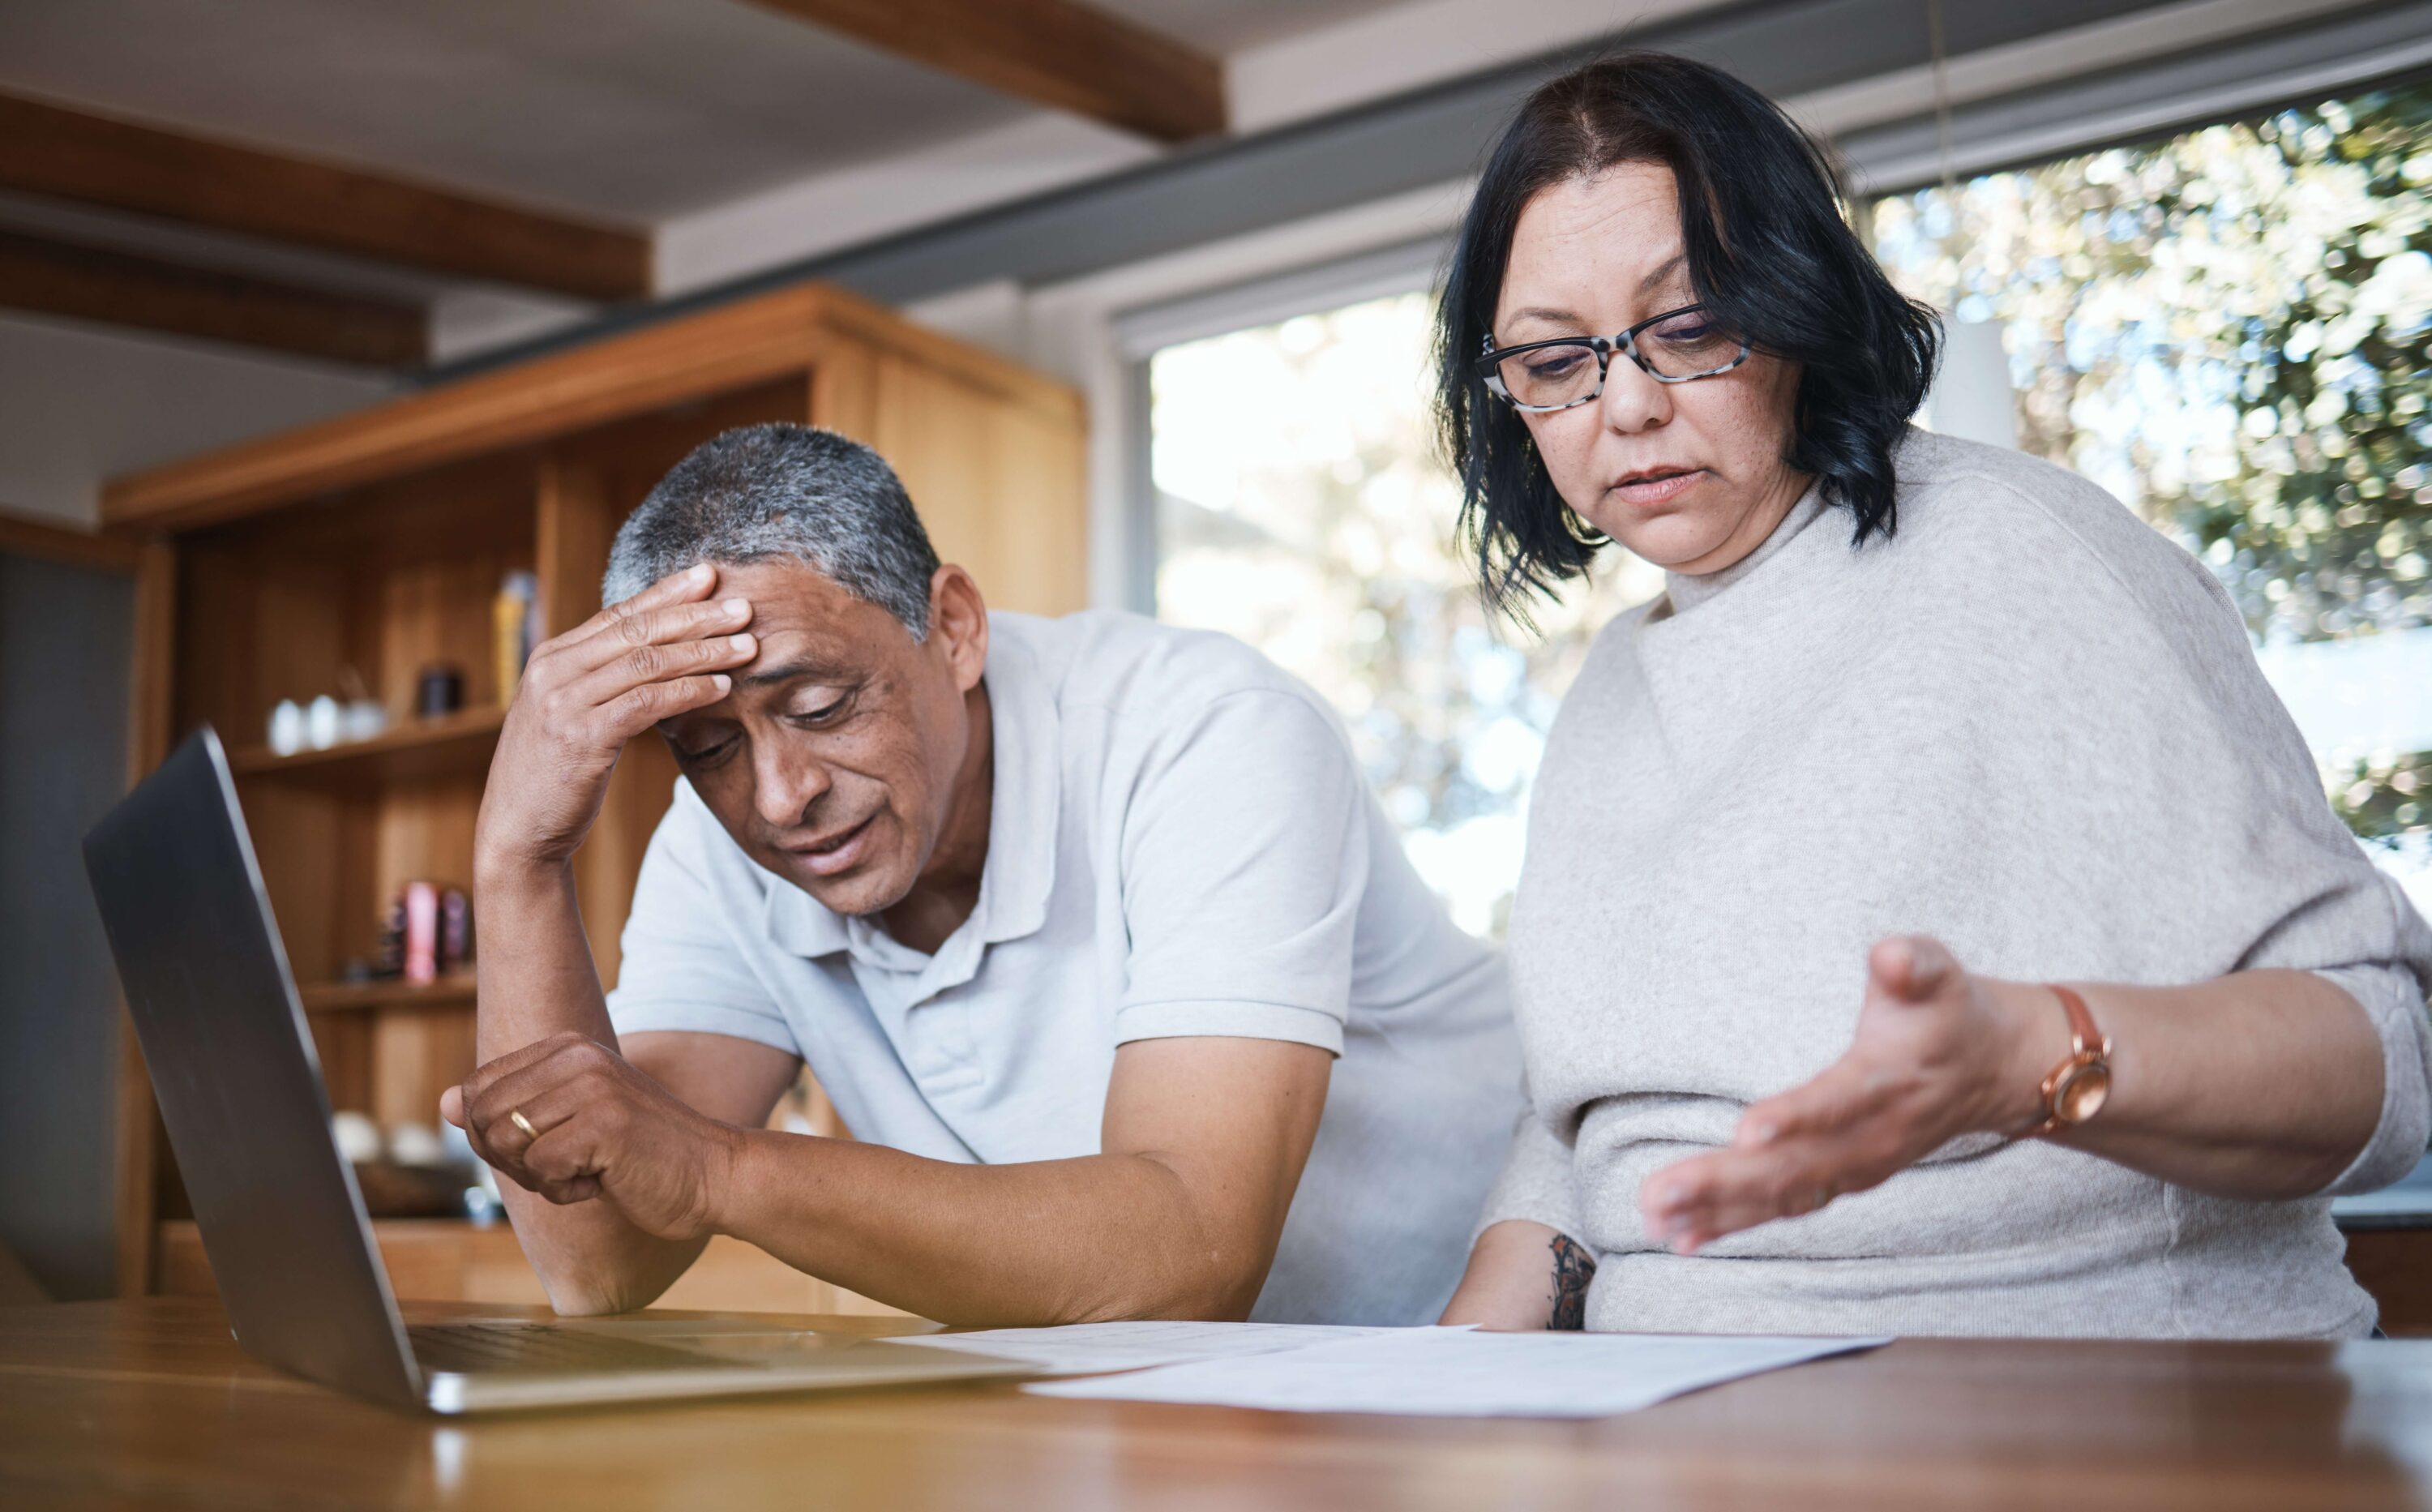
[2,0,2426,1318]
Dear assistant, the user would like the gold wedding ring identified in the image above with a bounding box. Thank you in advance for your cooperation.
[508,1108,539,1140]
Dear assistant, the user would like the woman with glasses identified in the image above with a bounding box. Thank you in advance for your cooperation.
[1435,51,2432,1339]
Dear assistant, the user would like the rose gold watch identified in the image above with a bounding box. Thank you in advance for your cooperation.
[2030,986,2113,1137]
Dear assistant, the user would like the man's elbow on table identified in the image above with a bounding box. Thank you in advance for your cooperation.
[1060,1193,1274,1326]
[532,1257,675,1320]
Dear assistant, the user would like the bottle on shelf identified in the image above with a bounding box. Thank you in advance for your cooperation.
[495,571,541,705]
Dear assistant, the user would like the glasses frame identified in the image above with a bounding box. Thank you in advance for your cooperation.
[1475,303,1749,413]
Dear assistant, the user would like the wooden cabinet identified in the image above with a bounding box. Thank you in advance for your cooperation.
[102,283,1087,1310]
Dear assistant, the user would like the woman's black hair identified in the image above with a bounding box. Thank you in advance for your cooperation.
[1436,51,1942,619]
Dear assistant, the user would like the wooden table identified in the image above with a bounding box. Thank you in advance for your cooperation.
[6,1300,2432,1510]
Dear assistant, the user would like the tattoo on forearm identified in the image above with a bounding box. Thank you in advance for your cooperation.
[1548,1234,1595,1330]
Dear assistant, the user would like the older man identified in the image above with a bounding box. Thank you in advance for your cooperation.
[443,423,1518,1326]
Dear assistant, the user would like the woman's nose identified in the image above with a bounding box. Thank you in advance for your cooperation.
[1599,356,1674,434]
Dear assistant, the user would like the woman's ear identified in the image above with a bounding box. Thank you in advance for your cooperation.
[927,564,991,693]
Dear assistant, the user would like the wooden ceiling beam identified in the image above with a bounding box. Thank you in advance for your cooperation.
[742,0,1225,143]
[0,93,650,302]
[0,229,428,367]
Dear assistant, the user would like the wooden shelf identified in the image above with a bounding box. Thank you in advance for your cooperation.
[225,705,506,784]
[298,971,476,1014]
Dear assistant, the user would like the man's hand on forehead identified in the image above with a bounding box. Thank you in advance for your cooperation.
[475,563,761,876]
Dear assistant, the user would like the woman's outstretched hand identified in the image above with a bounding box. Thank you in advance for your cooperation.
[1638,936,2059,1254]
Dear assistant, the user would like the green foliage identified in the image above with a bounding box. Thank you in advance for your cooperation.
[2331,749,2432,849]
[2192,90,2432,642]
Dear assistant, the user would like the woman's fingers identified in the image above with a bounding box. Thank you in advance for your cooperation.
[1736,1054,1886,1147]
[1643,1148,1797,1251]
[1644,1135,1882,1251]
[1664,1108,1931,1250]
[1652,937,1994,1252]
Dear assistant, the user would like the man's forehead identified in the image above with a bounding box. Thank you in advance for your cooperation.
[721,561,902,637]
[737,638,862,687]
[717,555,856,606]
[711,569,900,683]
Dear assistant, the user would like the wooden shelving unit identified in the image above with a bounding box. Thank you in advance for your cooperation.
[224,705,506,785]
[297,972,479,1015]
[103,281,1088,1310]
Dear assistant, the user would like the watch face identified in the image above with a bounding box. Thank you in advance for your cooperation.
[2056,1062,2111,1124]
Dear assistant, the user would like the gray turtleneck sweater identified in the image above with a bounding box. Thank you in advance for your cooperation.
[1481,429,2432,1339]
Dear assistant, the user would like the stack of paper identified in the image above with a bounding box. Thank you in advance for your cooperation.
[1018,1326,1890,1418]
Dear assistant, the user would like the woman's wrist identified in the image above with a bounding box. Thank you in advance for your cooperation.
[1440,1219,1570,1330]
[1983,977,2074,1137]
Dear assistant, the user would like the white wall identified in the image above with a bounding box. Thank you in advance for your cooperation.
[0,314,395,528]
[903,177,1475,611]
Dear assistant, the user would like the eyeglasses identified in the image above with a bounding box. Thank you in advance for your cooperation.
[1476,304,1749,413]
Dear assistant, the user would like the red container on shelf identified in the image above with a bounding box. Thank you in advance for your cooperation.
[403,881,439,986]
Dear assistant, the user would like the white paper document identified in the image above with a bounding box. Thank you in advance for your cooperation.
[890,1320,1395,1377]
[1022,1326,1890,1417]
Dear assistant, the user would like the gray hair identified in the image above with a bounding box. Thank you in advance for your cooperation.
[601,423,941,639]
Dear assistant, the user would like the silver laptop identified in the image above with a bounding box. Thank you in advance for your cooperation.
[83,726,1034,1415]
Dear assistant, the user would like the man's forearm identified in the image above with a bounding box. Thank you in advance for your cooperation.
[713,1131,1266,1326]
[473,863,704,1312]
[472,862,617,1057]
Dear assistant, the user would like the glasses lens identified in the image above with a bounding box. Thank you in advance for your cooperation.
[1497,343,1601,408]
[1635,310,1743,378]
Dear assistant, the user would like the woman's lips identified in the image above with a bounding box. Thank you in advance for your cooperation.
[1608,469,1706,508]
[790,816,875,877]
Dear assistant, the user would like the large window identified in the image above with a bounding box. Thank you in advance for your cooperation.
[1150,290,1651,937]
[1145,79,2432,932]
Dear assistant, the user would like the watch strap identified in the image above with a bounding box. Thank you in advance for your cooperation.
[2050,984,2109,1057]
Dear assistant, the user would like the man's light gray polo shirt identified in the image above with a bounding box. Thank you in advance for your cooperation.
[606,610,1521,1325]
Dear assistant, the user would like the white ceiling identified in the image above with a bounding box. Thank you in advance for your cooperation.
[0,0,1019,222]
[0,0,1403,223]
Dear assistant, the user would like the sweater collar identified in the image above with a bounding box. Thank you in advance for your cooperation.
[1657,482,1830,618]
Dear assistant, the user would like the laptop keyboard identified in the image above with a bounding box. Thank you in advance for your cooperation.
[408,1322,756,1376]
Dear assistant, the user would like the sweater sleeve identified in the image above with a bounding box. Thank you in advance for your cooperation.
[2313,955,2432,1196]
[1943,456,2432,1201]
[1471,1085,1585,1243]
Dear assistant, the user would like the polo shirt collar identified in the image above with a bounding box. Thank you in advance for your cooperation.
[763,622,1060,963]
[968,628,1060,948]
